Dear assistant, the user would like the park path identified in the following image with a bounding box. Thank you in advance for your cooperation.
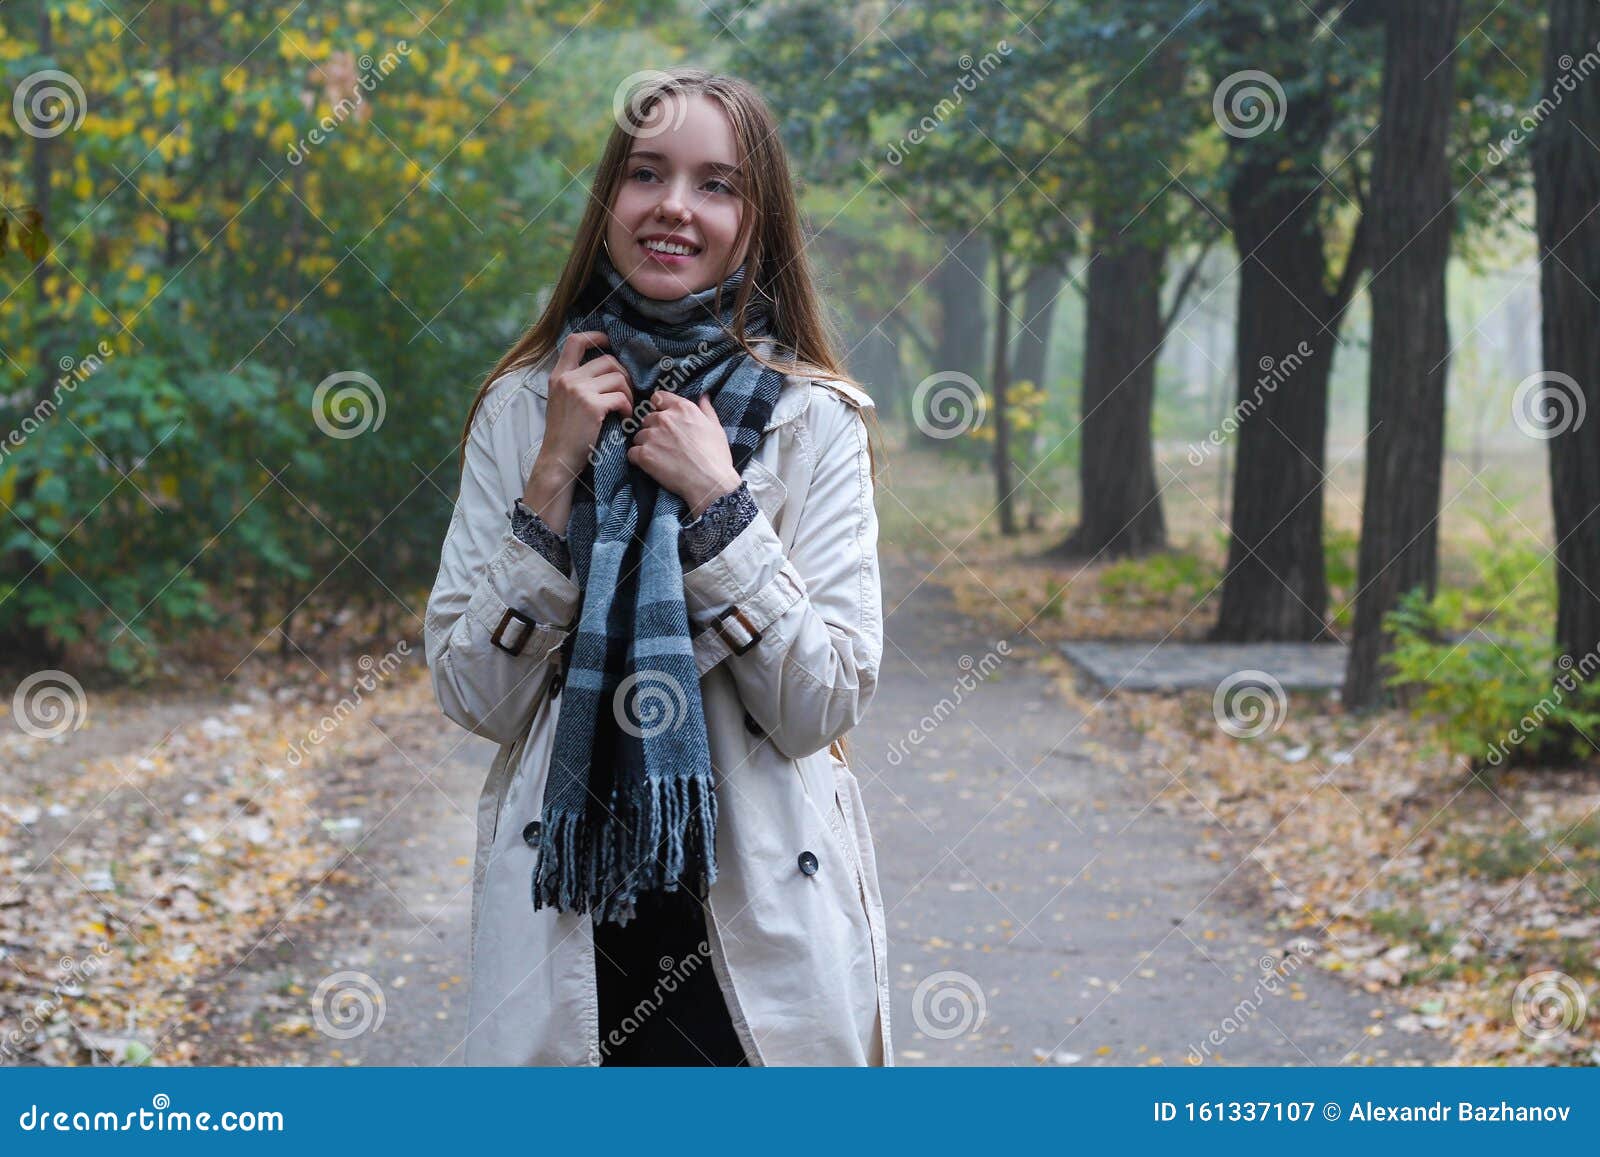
[184,544,1449,1066]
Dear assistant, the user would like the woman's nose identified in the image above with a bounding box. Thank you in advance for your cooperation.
[656,181,691,221]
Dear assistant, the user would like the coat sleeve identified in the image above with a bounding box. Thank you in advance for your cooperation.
[678,478,759,569]
[679,389,883,760]
[424,379,582,746]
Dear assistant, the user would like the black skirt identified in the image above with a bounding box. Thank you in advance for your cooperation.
[594,884,749,1066]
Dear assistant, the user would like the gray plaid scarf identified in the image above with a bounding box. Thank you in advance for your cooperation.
[530,248,786,927]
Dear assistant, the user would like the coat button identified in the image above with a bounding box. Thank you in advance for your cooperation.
[522,821,541,849]
[743,710,763,736]
[797,850,819,876]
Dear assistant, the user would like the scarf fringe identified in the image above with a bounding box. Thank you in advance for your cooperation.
[531,771,719,927]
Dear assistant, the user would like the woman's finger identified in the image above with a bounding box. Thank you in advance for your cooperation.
[576,355,629,387]
[554,331,610,380]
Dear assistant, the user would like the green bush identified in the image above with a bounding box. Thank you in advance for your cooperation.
[1324,525,1360,630]
[1,343,456,679]
[1381,527,1600,771]
[1098,549,1219,608]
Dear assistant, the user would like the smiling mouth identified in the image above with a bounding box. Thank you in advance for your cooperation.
[639,238,702,259]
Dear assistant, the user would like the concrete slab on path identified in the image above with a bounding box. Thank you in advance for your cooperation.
[1060,640,1350,693]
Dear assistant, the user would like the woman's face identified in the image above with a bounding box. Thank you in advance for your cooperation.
[605,92,749,301]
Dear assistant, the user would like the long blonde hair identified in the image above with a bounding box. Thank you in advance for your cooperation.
[459,68,883,485]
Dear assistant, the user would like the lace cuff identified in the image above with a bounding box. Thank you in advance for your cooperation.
[679,480,758,570]
[509,498,573,576]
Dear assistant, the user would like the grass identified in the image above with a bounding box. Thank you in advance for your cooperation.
[1443,829,1550,880]
[1369,906,1458,956]
[1098,550,1219,608]
[1442,814,1600,884]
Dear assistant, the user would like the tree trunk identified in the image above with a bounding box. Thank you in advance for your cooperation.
[929,229,990,444]
[990,248,1017,536]
[1012,255,1069,533]
[1045,236,1167,558]
[1042,46,1185,562]
[1535,0,1600,716]
[1342,0,1463,710]
[851,323,904,422]
[1210,81,1340,642]
[1011,255,1068,392]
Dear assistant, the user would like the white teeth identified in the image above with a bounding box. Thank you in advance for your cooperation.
[643,238,698,256]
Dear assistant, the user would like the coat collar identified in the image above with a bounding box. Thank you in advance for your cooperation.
[524,361,812,433]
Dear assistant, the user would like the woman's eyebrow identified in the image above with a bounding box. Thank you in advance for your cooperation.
[627,149,742,177]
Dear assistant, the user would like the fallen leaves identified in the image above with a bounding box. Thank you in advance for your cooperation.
[0,658,432,1066]
[1106,687,1600,1066]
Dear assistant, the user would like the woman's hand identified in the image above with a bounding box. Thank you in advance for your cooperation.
[627,390,741,518]
[523,331,638,533]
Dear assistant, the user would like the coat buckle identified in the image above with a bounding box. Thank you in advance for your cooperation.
[491,607,536,655]
[712,604,762,655]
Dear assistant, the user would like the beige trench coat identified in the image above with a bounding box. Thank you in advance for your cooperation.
[423,350,891,1066]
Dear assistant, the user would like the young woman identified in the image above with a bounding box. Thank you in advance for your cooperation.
[424,69,891,1066]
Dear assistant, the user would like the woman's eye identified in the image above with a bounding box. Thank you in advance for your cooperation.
[629,166,733,195]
